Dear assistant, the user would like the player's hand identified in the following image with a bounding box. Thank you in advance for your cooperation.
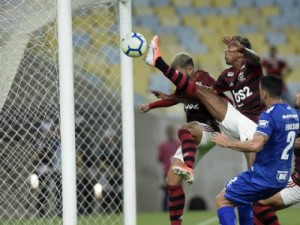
[140,104,150,113]
[151,90,170,100]
[223,36,244,53]
[211,132,230,148]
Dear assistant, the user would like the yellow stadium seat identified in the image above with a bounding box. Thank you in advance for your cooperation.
[192,0,212,7]
[133,6,154,16]
[158,14,181,27]
[260,6,279,18]
[154,6,175,17]
[276,44,296,56]
[239,7,260,19]
[133,61,151,96]
[182,15,203,29]
[171,0,192,7]
[225,15,247,28]
[212,0,233,8]
[204,15,225,30]
[159,34,179,45]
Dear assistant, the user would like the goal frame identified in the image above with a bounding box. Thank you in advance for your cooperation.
[57,0,136,225]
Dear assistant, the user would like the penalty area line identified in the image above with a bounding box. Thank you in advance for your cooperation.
[196,216,218,225]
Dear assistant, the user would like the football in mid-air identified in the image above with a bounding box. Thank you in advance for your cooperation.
[121,32,147,58]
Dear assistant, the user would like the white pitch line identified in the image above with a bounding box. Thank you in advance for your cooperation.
[196,216,218,225]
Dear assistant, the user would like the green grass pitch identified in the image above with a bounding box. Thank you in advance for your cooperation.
[137,208,300,225]
[0,208,298,225]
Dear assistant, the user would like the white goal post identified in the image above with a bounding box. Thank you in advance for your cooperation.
[0,0,135,225]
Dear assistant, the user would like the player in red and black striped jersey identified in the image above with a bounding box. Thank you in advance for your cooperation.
[144,35,281,225]
[141,53,223,225]
[214,59,265,123]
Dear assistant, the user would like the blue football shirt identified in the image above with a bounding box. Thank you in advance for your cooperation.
[252,103,299,188]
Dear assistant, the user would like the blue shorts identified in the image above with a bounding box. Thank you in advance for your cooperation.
[224,170,283,205]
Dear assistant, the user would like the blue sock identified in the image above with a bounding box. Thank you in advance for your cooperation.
[237,205,253,225]
[217,206,236,225]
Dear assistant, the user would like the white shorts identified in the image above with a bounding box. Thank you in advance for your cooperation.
[220,103,257,141]
[173,122,215,164]
[280,177,300,206]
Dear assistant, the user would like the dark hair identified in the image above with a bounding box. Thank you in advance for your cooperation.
[171,52,194,69]
[234,35,252,50]
[260,75,283,98]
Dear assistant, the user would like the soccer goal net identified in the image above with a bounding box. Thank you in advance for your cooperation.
[0,0,125,224]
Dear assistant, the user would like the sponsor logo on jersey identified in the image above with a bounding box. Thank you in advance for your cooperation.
[277,171,288,183]
[229,82,234,87]
[282,114,298,119]
[185,104,199,110]
[195,81,204,87]
[238,72,246,82]
[258,120,269,128]
[227,72,234,77]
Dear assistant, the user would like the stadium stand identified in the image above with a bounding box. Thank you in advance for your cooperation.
[40,0,299,113]
[130,0,300,112]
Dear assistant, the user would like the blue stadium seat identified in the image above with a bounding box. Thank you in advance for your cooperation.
[218,7,238,16]
[195,7,217,16]
[266,32,286,45]
[73,32,91,48]
[274,0,296,8]
[99,45,120,64]
[253,0,274,7]
[153,26,176,35]
[238,25,258,34]
[148,73,172,94]
[135,15,159,29]
[152,0,170,6]
[132,0,151,7]
[268,15,289,28]
[176,6,196,16]
[234,0,254,7]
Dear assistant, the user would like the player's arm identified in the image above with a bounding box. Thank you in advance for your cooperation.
[140,99,177,113]
[211,132,268,153]
[152,89,198,104]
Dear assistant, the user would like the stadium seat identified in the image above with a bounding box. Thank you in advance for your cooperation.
[152,0,171,7]
[218,7,238,16]
[253,0,274,7]
[259,6,279,18]
[135,14,159,30]
[238,24,258,34]
[132,0,151,7]
[133,6,154,16]
[195,7,217,16]
[266,32,286,45]
[212,0,233,8]
[192,0,212,7]
[182,14,203,29]
[176,6,196,17]
[171,0,192,7]
[234,0,254,8]
[276,44,296,56]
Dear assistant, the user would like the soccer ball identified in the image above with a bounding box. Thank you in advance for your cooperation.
[121,32,147,58]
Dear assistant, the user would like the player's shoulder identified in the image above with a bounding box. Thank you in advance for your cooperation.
[197,69,211,77]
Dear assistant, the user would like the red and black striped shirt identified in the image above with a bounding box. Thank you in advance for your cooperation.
[213,62,266,123]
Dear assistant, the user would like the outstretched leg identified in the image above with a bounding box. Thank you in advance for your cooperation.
[145,35,228,122]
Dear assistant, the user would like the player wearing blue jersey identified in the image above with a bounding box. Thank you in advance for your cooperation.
[211,75,299,225]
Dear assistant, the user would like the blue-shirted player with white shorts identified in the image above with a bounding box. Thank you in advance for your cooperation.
[211,75,299,225]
